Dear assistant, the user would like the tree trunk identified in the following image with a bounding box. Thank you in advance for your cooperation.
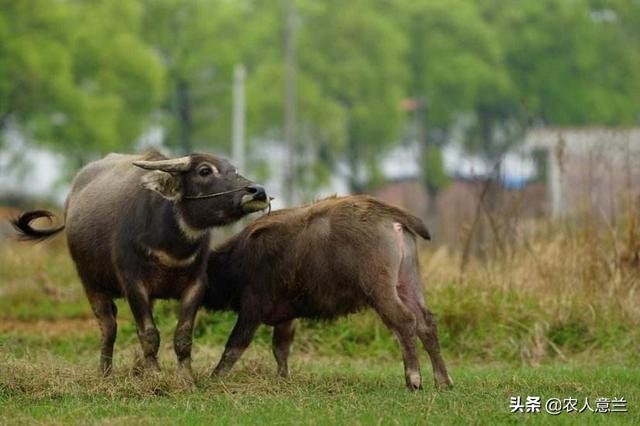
[0,113,9,132]
[176,79,192,154]
[346,116,365,194]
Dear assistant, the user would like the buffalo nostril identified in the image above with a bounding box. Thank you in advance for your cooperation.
[247,185,267,201]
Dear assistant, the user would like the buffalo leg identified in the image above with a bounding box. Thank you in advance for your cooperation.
[126,285,161,372]
[398,275,453,389]
[415,307,452,389]
[174,280,205,381]
[272,320,296,378]
[87,292,118,376]
[371,285,421,390]
[211,311,259,377]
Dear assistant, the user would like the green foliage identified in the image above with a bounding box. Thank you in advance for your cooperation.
[485,0,640,126]
[246,48,348,193]
[2,0,640,187]
[401,0,511,129]
[141,0,249,153]
[297,0,407,192]
[0,0,164,157]
[465,0,640,158]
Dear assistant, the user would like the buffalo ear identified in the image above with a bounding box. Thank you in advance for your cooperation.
[140,171,182,200]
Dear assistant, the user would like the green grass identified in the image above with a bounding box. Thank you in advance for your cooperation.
[1,310,638,425]
[1,331,638,425]
[1,233,639,424]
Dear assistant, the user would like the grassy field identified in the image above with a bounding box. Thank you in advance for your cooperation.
[1,344,638,425]
[1,217,639,424]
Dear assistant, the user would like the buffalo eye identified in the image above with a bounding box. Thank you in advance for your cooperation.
[198,166,213,177]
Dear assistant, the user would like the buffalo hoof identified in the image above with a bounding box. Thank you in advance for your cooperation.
[434,373,453,390]
[146,358,161,374]
[177,368,196,389]
[132,356,161,376]
[406,372,423,391]
[276,368,290,379]
[435,381,453,391]
[210,368,228,378]
[100,363,113,378]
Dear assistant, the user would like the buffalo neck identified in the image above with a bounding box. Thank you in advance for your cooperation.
[135,197,208,260]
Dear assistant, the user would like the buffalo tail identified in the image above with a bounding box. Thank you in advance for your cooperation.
[11,210,65,242]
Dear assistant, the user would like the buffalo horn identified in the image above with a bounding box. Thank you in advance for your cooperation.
[132,156,192,172]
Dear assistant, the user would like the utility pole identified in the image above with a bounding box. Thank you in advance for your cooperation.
[284,0,297,206]
[231,64,246,172]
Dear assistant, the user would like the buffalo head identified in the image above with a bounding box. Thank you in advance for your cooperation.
[133,153,269,229]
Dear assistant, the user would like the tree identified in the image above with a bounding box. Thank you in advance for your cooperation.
[295,0,408,192]
[241,0,346,196]
[0,0,164,160]
[141,0,257,154]
[235,0,406,195]
[478,0,640,146]
[401,0,640,167]
[396,0,513,191]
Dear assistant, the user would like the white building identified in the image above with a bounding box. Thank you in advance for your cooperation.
[526,127,640,218]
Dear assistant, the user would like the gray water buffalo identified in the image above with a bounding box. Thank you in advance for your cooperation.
[12,150,269,381]
[204,195,452,390]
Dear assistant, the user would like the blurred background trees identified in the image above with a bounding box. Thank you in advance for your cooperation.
[0,0,164,165]
[1,0,639,202]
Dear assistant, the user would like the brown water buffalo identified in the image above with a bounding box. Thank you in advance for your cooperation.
[11,150,269,381]
[204,195,452,390]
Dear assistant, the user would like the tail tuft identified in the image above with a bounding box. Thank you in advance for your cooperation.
[11,210,65,242]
